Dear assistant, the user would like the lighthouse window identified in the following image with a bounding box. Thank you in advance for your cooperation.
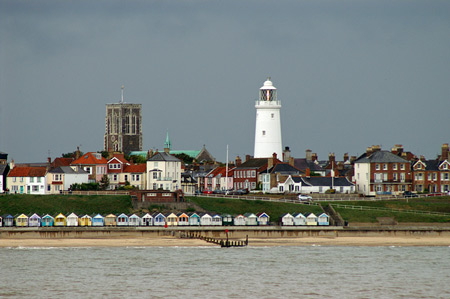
[271,113,274,119]
[262,131,266,136]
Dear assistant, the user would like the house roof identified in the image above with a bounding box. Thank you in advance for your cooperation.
[8,166,47,177]
[48,166,88,174]
[51,157,73,168]
[293,158,324,172]
[71,152,108,165]
[355,150,408,163]
[124,164,146,173]
[236,158,269,169]
[262,163,303,175]
[108,154,129,165]
[301,177,355,187]
[148,152,181,162]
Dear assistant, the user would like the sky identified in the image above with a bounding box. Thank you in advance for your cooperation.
[1,0,449,164]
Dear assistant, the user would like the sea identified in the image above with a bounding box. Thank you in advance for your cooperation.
[1,246,449,298]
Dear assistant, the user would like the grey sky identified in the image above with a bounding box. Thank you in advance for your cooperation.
[1,0,449,163]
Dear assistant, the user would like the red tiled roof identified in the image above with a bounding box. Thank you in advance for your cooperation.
[51,158,73,168]
[108,154,129,164]
[8,166,47,177]
[124,164,146,173]
[71,152,108,165]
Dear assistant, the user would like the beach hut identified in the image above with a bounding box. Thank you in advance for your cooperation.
[166,213,178,226]
[153,213,166,226]
[188,213,201,226]
[293,213,306,226]
[244,213,258,226]
[92,214,105,227]
[116,213,129,226]
[140,213,153,226]
[105,214,117,226]
[41,214,54,227]
[177,213,189,226]
[66,213,79,227]
[2,214,14,227]
[15,214,29,227]
[200,213,213,226]
[54,213,67,227]
[28,213,41,227]
[281,213,294,226]
[317,213,330,226]
[128,214,141,226]
[221,214,234,226]
[79,214,92,226]
[212,214,223,226]
[306,213,318,226]
[257,212,270,226]
[233,214,246,226]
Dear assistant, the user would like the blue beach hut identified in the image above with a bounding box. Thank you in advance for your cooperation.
[2,214,14,227]
[28,213,41,227]
[41,214,54,227]
[92,214,105,226]
[153,213,166,226]
[317,213,330,226]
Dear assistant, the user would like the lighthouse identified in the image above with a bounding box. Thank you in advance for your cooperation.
[254,77,282,158]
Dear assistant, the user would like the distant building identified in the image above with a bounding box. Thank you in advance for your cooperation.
[104,86,142,154]
[146,151,182,191]
[71,152,108,183]
[354,145,412,196]
[254,78,283,159]
[412,144,450,193]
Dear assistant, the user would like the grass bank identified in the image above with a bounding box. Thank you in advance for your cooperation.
[0,194,133,216]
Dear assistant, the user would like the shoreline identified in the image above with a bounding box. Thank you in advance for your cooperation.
[1,236,449,248]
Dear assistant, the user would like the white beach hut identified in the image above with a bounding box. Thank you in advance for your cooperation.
[212,214,223,226]
[244,213,258,226]
[293,213,306,226]
[233,214,246,226]
[141,213,153,226]
[66,213,79,227]
[281,213,294,226]
[200,213,213,226]
[128,214,141,226]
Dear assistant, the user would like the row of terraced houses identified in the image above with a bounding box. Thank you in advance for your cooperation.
[0,143,449,197]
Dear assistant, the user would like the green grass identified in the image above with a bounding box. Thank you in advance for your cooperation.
[0,194,133,216]
[187,196,323,221]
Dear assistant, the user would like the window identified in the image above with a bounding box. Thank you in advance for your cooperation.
[393,173,398,181]
[153,172,158,179]
[400,173,405,182]
[383,164,387,170]
[32,186,39,192]
[20,177,24,182]
[113,175,117,181]
[400,164,405,170]
[252,170,256,178]
[262,130,266,136]
[124,175,128,182]
[393,164,398,170]
[375,164,380,170]
[30,177,34,183]
[271,113,274,118]
[37,177,41,183]
[433,173,437,181]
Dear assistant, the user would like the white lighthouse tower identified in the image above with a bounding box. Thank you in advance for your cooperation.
[254,77,282,159]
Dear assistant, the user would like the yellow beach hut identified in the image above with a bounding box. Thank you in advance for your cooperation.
[105,214,117,226]
[79,214,92,226]
[54,213,67,227]
[15,214,29,227]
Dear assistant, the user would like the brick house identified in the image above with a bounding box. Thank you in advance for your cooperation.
[233,154,281,191]
[354,146,412,196]
[412,144,450,193]
[71,152,108,183]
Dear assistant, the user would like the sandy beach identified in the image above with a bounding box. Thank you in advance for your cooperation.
[1,235,449,248]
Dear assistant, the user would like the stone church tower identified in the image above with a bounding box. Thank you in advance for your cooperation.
[104,86,142,154]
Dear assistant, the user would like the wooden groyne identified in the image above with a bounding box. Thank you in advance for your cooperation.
[180,231,248,247]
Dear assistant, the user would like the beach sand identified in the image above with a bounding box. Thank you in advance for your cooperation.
[1,235,449,247]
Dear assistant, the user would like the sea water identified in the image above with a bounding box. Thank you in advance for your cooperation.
[1,246,449,298]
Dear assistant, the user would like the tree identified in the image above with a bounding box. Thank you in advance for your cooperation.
[174,153,194,164]
[99,174,110,190]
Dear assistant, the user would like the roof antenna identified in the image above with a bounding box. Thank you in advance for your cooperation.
[121,85,124,103]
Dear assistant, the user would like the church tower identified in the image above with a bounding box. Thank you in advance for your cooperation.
[254,77,282,158]
[104,86,143,154]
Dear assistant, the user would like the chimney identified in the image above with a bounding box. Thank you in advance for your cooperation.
[245,154,251,162]
[350,156,357,164]
[372,145,381,152]
[305,167,310,177]
[289,156,294,167]
[283,146,291,162]
[442,143,449,161]
[75,147,81,160]
[366,146,373,156]
[420,155,425,161]
[10,159,15,169]
[306,149,312,162]
[328,153,335,164]
[391,144,403,155]
[235,156,242,166]
[311,153,318,162]
[267,157,273,170]
[343,153,349,162]
[272,152,278,165]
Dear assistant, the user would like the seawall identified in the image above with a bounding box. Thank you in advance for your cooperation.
[2,226,450,239]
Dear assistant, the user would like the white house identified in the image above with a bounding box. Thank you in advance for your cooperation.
[278,176,355,194]
[47,166,89,194]
[147,151,182,192]
[7,166,47,194]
